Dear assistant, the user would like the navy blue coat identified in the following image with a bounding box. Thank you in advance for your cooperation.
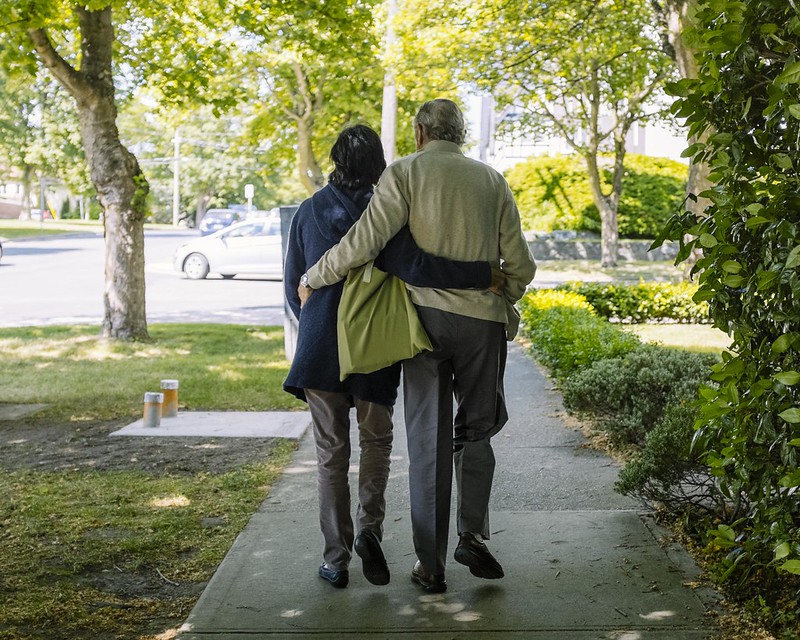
[283,183,491,406]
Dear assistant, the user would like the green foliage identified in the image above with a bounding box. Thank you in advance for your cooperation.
[506,154,597,232]
[654,0,800,584]
[562,343,716,446]
[558,281,710,323]
[519,289,640,379]
[520,287,723,526]
[506,153,688,238]
[615,399,726,516]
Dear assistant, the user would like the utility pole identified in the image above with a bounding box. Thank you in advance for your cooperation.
[172,127,181,226]
[380,0,398,164]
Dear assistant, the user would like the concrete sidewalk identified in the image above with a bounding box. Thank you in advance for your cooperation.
[176,343,719,639]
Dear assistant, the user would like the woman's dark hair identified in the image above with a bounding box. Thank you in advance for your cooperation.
[328,124,386,190]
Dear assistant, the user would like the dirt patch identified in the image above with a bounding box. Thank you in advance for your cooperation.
[0,416,279,475]
[0,415,285,639]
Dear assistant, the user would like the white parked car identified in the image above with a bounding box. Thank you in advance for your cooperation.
[174,218,283,280]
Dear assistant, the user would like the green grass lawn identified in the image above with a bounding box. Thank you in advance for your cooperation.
[0,324,303,639]
[0,220,96,238]
[535,259,687,284]
[0,219,177,239]
[0,324,304,421]
[623,323,731,354]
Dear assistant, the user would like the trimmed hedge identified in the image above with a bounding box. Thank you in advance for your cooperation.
[557,281,710,324]
[506,153,688,238]
[518,289,640,379]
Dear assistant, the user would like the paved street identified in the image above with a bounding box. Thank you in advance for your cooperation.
[0,229,286,327]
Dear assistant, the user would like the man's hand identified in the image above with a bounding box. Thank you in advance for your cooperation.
[298,284,314,308]
[489,266,506,296]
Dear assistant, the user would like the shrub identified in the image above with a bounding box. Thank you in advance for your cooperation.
[519,290,640,379]
[561,344,717,446]
[558,281,710,323]
[506,154,597,233]
[506,153,687,238]
[655,0,800,590]
[615,399,726,516]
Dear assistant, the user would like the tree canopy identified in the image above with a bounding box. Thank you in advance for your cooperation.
[395,0,677,265]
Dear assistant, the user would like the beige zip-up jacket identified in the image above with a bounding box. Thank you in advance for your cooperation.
[306,140,537,337]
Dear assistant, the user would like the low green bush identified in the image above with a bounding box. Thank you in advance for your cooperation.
[519,289,640,379]
[506,153,688,238]
[519,289,720,523]
[561,344,717,446]
[558,281,710,324]
[615,400,726,516]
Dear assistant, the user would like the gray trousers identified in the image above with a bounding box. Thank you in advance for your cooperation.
[305,389,393,571]
[402,307,508,575]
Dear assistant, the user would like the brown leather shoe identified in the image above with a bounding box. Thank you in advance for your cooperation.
[454,533,504,579]
[411,561,447,593]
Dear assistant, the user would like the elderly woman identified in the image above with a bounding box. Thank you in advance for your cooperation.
[283,124,492,589]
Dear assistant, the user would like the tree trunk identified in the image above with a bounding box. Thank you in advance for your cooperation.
[196,189,212,227]
[297,119,325,194]
[585,151,619,268]
[80,103,149,340]
[661,0,711,217]
[599,201,619,268]
[653,0,711,276]
[380,0,399,164]
[29,7,149,340]
[20,164,33,219]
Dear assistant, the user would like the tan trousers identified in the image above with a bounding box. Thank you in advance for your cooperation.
[305,389,394,571]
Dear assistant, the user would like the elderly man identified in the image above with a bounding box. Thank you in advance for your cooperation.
[300,99,536,593]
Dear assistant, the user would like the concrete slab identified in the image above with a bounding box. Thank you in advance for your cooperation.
[178,509,713,639]
[0,403,48,420]
[109,411,311,439]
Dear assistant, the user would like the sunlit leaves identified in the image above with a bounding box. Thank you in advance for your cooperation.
[658,0,800,584]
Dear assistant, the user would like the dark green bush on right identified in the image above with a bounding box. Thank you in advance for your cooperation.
[615,400,726,516]
[561,344,717,446]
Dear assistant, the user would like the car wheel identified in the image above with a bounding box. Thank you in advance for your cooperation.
[0,243,3,263]
[221,274,235,279]
[183,253,210,279]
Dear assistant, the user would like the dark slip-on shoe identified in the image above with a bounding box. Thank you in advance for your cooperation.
[354,530,390,585]
[318,563,349,588]
[411,560,447,593]
[453,532,504,579]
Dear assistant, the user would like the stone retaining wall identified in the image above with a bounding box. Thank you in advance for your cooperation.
[528,238,678,261]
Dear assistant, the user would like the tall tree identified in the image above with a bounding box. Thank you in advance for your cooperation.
[0,70,40,218]
[398,0,675,266]
[234,0,385,196]
[650,0,712,225]
[0,0,236,339]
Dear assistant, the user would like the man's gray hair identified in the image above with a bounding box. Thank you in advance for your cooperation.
[413,99,467,146]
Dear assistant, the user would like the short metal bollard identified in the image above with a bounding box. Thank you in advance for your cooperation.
[160,379,179,417]
[143,392,164,428]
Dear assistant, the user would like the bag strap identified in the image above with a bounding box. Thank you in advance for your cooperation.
[362,260,374,283]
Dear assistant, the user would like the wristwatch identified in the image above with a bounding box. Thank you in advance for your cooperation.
[300,273,312,288]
